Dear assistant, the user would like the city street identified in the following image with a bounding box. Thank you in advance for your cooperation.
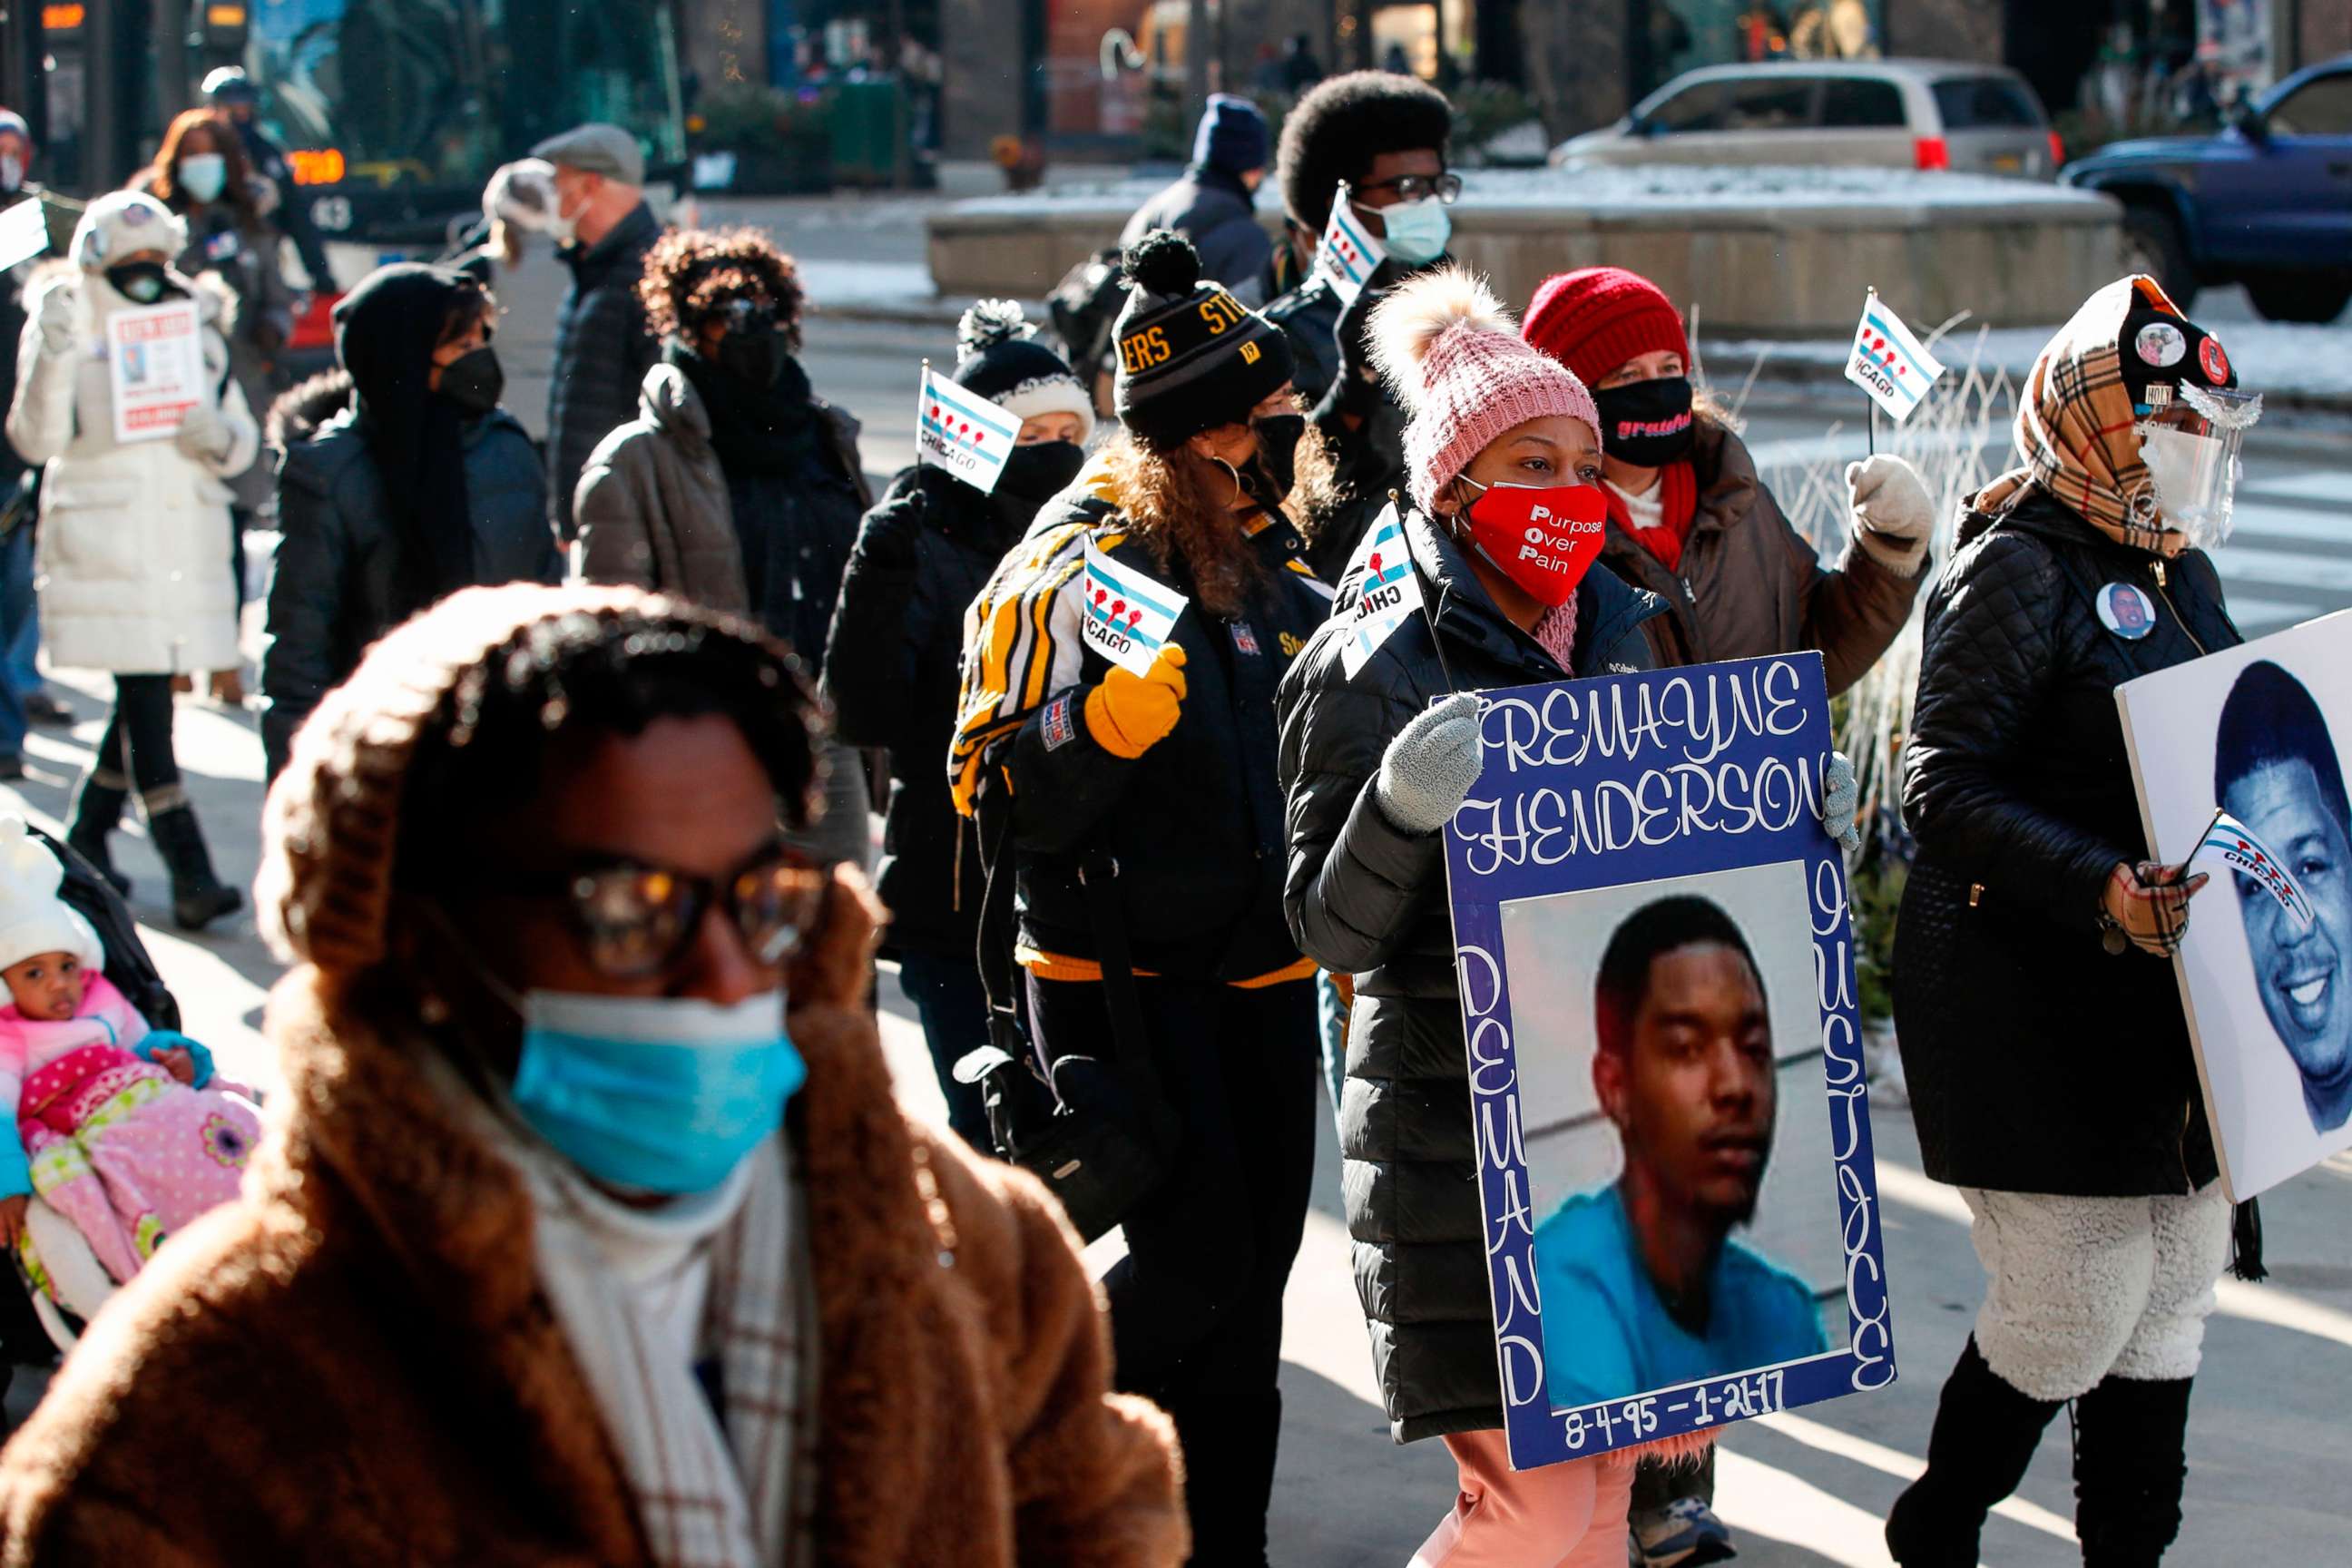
[0,312,2347,1563]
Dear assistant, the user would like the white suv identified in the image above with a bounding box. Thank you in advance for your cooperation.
[1552,60,2063,179]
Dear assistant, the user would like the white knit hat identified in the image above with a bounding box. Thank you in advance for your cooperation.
[0,817,101,975]
[69,190,188,273]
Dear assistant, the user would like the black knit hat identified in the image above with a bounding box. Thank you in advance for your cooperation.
[952,299,1094,439]
[1111,230,1295,451]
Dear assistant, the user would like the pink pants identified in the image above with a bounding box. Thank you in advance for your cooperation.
[1411,1428,1635,1568]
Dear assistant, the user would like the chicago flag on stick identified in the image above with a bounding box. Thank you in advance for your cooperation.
[916,366,1020,495]
[1314,184,1387,306]
[1844,289,1945,423]
[2198,809,2316,928]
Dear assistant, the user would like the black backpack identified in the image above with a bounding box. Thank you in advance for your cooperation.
[1044,247,1130,399]
[31,826,181,1035]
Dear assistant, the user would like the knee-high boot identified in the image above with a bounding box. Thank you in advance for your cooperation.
[1886,1337,2064,1567]
[2072,1375,2193,1567]
[65,769,132,897]
[145,798,241,931]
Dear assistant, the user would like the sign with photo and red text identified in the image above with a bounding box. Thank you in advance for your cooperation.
[106,299,205,445]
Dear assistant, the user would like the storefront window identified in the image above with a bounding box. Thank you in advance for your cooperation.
[1643,1,1886,99]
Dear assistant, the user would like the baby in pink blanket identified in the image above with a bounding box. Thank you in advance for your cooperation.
[0,817,261,1293]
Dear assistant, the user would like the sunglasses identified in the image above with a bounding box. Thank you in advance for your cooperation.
[720,297,781,335]
[1353,171,1462,206]
[485,842,828,980]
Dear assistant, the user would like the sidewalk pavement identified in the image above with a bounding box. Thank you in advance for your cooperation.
[5,669,2351,1563]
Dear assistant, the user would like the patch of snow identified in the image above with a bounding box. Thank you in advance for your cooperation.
[1710,311,2352,399]
[947,164,2106,219]
[799,258,937,311]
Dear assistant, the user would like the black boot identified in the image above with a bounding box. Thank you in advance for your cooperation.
[65,772,132,898]
[2073,1375,2193,1567]
[146,802,241,931]
[1886,1338,2064,1567]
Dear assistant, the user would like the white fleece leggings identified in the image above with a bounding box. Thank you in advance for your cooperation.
[1961,1185,2231,1402]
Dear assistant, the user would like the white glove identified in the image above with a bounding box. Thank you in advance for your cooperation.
[173,405,232,463]
[1374,692,1485,836]
[1823,750,1862,856]
[1847,455,1934,578]
[34,282,78,356]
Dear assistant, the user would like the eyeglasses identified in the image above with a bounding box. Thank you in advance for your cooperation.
[1353,171,1462,206]
[485,843,828,980]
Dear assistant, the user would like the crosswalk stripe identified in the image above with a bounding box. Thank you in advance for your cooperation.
[2225,594,2319,632]
[2212,545,2352,593]
[2230,503,2352,546]
[2243,471,2352,505]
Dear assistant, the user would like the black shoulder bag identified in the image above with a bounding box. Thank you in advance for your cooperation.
[952,750,1171,1242]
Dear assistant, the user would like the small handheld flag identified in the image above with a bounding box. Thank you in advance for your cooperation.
[0,198,47,272]
[1314,183,1386,306]
[1080,540,1190,678]
[1844,289,1945,425]
[1339,508,1426,678]
[916,364,1021,495]
[2196,808,2315,928]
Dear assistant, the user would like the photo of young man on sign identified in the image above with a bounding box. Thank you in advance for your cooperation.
[2116,611,2352,1201]
[1504,861,1844,1420]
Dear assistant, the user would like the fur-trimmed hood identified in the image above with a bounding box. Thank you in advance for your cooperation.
[0,866,1188,1563]
[266,367,355,453]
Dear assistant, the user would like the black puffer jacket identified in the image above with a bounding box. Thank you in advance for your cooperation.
[823,464,1031,956]
[957,466,1335,982]
[1276,505,1663,1442]
[260,371,557,779]
[547,201,662,539]
[1895,491,2237,1197]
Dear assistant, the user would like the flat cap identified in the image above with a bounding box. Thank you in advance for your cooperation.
[527,122,643,186]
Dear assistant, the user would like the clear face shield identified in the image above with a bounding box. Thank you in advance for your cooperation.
[2132,382,2262,552]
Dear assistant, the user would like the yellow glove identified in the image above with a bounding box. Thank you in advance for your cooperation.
[1083,644,1187,759]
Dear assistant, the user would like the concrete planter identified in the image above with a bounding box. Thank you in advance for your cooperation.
[927,168,2125,337]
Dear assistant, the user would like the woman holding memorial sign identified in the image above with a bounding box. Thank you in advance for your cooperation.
[5,191,253,930]
[1274,266,1693,1563]
[573,227,871,869]
[949,230,1334,1566]
[1889,276,2259,1568]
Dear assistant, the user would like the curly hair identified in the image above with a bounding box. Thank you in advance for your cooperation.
[1092,393,1340,618]
[1275,70,1453,234]
[637,226,806,349]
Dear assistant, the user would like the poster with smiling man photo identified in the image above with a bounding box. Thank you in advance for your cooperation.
[2120,614,2352,1200]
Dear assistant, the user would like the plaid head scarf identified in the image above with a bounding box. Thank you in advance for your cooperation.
[1970,275,2194,557]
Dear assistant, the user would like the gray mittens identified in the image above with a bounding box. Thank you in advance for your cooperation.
[1374,692,1485,836]
[1847,454,1935,578]
[1824,749,1861,855]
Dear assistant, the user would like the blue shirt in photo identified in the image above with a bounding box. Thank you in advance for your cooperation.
[1533,1181,1830,1411]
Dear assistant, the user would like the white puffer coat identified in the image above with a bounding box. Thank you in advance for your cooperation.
[5,268,254,674]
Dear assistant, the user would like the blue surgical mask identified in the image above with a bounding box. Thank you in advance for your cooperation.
[178,152,228,204]
[1376,194,1451,267]
[510,989,805,1195]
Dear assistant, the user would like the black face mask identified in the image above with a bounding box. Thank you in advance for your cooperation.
[717,327,788,390]
[103,260,176,305]
[1242,413,1306,506]
[995,439,1087,511]
[435,345,504,418]
[1591,376,1697,468]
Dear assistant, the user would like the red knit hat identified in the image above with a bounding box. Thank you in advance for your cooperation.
[1522,268,1690,387]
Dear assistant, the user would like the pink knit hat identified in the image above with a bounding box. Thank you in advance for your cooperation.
[1368,266,1602,515]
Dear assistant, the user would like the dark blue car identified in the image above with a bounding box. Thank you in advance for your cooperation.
[2063,55,2352,323]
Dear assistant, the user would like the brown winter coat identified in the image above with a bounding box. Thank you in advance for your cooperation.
[0,873,1188,1566]
[1603,415,1923,694]
[573,361,754,612]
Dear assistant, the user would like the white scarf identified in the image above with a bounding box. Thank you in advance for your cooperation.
[448,1063,819,1568]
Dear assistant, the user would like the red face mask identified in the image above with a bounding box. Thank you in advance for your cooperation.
[1455,479,1610,608]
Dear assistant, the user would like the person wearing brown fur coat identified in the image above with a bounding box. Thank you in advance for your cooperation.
[0,583,1187,1567]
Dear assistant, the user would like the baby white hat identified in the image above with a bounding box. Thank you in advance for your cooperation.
[0,817,102,975]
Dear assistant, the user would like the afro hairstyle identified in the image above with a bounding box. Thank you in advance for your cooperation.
[638,226,807,350]
[1276,69,1454,234]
